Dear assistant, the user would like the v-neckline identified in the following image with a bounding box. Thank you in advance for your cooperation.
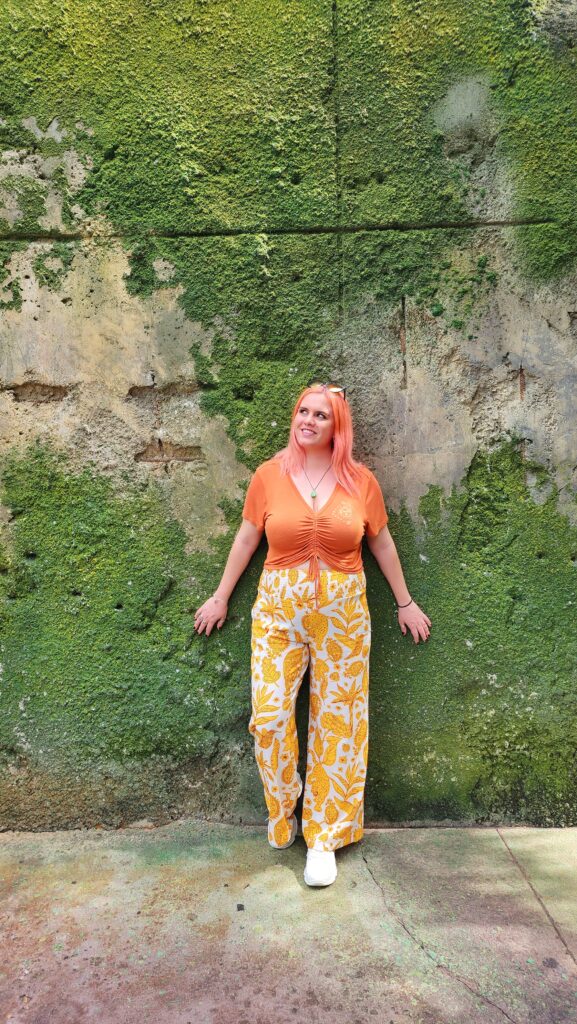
[287,472,341,515]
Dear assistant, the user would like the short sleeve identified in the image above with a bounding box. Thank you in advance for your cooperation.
[242,468,266,530]
[364,470,389,537]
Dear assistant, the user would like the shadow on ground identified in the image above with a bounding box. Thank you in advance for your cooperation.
[1,822,576,1023]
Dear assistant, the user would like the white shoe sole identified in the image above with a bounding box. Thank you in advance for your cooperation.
[304,868,337,887]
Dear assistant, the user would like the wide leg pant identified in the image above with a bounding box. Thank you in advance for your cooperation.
[248,567,371,852]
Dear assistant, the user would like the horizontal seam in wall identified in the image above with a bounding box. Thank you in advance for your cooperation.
[0,216,559,244]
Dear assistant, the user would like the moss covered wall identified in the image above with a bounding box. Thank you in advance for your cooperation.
[0,0,576,829]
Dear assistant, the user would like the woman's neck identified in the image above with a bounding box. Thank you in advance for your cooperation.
[302,448,333,472]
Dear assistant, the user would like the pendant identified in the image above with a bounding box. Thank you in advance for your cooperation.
[311,490,317,498]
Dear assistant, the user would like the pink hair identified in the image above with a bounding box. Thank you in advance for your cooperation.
[274,385,364,495]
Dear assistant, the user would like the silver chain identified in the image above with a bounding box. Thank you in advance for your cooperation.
[302,463,332,499]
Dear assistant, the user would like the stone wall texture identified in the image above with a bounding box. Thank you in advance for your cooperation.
[1,0,576,830]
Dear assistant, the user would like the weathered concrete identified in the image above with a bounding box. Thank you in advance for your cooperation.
[0,239,250,552]
[1,821,576,1023]
[338,226,577,524]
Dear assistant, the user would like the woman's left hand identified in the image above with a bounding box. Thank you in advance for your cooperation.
[398,601,431,644]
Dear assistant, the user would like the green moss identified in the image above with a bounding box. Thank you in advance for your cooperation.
[364,437,577,825]
[0,441,260,771]
[339,0,577,279]
[123,232,341,469]
[514,221,577,281]
[1,438,575,824]
[1,2,576,827]
[0,1,337,233]
[32,241,76,290]
[1,0,576,286]
[0,176,47,236]
[342,228,499,331]
[0,242,28,311]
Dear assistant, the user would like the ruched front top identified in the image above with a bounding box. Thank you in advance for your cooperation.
[242,458,388,601]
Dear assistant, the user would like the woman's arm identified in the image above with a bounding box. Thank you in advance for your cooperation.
[194,518,263,636]
[367,526,431,644]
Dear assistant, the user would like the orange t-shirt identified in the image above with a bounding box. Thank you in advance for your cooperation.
[242,458,388,594]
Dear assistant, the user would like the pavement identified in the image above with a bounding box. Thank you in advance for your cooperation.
[1,820,576,1024]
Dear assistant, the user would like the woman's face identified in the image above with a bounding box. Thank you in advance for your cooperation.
[293,391,334,450]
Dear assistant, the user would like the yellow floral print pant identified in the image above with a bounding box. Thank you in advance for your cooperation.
[248,567,371,852]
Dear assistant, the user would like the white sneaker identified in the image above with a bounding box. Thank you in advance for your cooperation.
[269,815,298,850]
[304,849,337,887]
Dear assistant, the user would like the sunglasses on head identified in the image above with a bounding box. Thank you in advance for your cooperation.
[308,381,347,400]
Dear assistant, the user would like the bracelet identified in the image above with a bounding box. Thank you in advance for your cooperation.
[397,598,414,608]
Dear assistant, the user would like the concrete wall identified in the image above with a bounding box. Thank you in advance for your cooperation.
[1,0,576,829]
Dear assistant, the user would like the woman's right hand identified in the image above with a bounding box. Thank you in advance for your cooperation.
[193,519,261,637]
[194,595,228,636]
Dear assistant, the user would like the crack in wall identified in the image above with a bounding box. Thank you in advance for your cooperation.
[332,0,344,325]
[127,382,199,401]
[360,848,522,1024]
[134,438,207,470]
[400,295,407,390]
[0,216,556,245]
[519,364,526,401]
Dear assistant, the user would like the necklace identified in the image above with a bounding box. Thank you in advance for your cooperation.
[302,463,332,499]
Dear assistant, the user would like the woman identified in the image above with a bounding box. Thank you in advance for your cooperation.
[194,383,431,888]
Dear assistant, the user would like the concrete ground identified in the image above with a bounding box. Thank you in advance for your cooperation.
[1,821,576,1024]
